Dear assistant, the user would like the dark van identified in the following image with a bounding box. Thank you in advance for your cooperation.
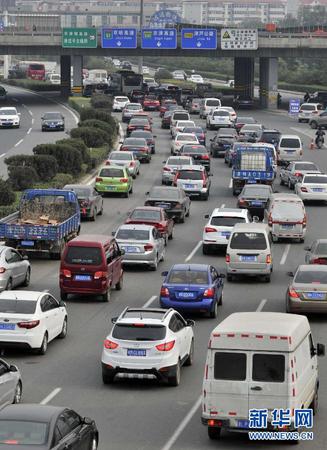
[60,234,124,302]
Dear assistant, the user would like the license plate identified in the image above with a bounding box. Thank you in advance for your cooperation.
[157,203,170,209]
[312,188,324,192]
[106,186,115,190]
[123,246,138,253]
[286,150,295,153]
[184,184,194,189]
[75,275,92,281]
[240,255,256,261]
[49,124,56,127]
[21,240,34,247]
[281,224,294,229]
[127,349,146,357]
[0,323,15,330]
[177,291,195,299]
[221,232,231,238]
[237,420,249,429]
[306,292,325,299]
[251,201,263,207]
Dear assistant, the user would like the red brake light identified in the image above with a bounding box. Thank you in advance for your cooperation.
[288,288,299,299]
[120,178,129,183]
[18,320,40,329]
[301,187,308,192]
[144,244,154,251]
[205,226,216,233]
[129,161,135,167]
[202,154,210,160]
[226,254,230,263]
[163,167,171,172]
[133,323,145,327]
[94,271,107,280]
[204,288,215,297]
[160,286,169,296]
[0,267,6,274]
[266,254,272,264]
[294,172,302,177]
[268,213,272,226]
[302,214,307,226]
[313,258,325,264]
[156,340,175,352]
[61,269,71,278]
[104,339,119,349]
[95,177,103,182]
[105,161,110,165]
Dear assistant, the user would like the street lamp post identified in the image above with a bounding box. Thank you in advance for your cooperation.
[138,0,144,75]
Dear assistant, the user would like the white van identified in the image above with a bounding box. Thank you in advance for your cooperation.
[278,135,303,164]
[202,312,325,441]
[88,69,108,84]
[199,98,221,118]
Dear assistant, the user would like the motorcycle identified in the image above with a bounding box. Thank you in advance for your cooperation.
[316,137,324,149]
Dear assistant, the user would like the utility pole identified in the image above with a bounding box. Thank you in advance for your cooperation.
[137,0,144,75]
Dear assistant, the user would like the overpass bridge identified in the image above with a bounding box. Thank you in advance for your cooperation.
[2,30,326,108]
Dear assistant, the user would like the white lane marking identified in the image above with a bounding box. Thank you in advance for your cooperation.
[161,396,202,450]
[40,387,62,405]
[280,244,290,265]
[31,118,35,125]
[256,299,267,312]
[221,203,225,208]
[27,127,32,135]
[14,139,23,147]
[185,241,201,262]
[0,153,6,158]
[28,109,33,117]
[229,178,233,188]
[142,295,157,308]
[59,104,79,125]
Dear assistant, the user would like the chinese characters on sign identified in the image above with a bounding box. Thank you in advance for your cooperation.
[181,29,217,50]
[101,28,137,49]
[221,28,258,50]
[62,28,97,48]
[141,28,177,49]
[289,98,301,115]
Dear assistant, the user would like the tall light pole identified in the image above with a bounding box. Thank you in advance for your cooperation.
[138,0,144,75]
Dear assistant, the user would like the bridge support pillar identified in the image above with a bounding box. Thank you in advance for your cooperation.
[60,55,71,98]
[72,55,83,96]
[259,57,278,109]
[234,57,254,99]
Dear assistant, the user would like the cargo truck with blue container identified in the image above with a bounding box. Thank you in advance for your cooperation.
[0,189,81,259]
[232,145,275,195]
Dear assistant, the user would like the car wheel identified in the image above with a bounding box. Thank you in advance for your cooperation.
[61,291,68,301]
[202,193,209,201]
[22,267,31,287]
[130,185,133,194]
[186,207,190,217]
[227,274,233,282]
[168,360,181,387]
[124,190,129,198]
[288,180,294,190]
[13,381,22,404]
[6,278,12,290]
[58,317,68,339]
[208,426,221,440]
[132,174,136,179]
[102,371,115,385]
[179,213,185,223]
[168,229,173,240]
[38,333,48,355]
[264,274,271,283]
[310,388,319,416]
[280,177,284,186]
[101,289,110,302]
[150,257,158,271]
[98,204,103,215]
[310,121,318,129]
[116,275,123,291]
[91,209,96,222]
[90,436,98,450]
[209,301,218,319]
[202,244,210,255]
[218,292,223,305]
[184,339,194,366]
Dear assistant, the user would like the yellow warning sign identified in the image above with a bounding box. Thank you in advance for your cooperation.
[222,30,230,39]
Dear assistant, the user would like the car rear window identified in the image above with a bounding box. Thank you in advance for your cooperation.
[116,97,128,102]
[294,270,327,284]
[230,232,267,250]
[167,270,208,284]
[110,153,131,161]
[206,99,220,107]
[214,352,246,380]
[0,420,48,445]
[129,119,148,125]
[252,354,285,382]
[177,135,197,142]
[173,113,189,121]
[211,216,246,226]
[181,145,206,154]
[99,168,124,178]
[242,187,270,196]
[316,243,327,253]
[177,170,203,180]
[280,138,300,148]
[124,138,147,146]
[213,110,229,117]
[0,300,36,314]
[261,132,281,142]
[168,157,191,165]
[301,104,315,111]
[112,324,166,341]
[272,202,304,220]
[117,229,150,240]
[130,210,161,220]
[303,176,327,184]
[65,246,102,265]
[294,163,318,171]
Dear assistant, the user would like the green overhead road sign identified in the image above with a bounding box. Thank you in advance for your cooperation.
[62,28,97,48]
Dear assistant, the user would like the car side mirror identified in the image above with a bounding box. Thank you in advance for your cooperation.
[210,138,213,141]
[111,317,118,324]
[145,191,150,195]
[186,319,195,327]
[161,271,168,276]
[9,365,18,372]
[22,255,29,260]
[153,135,157,138]
[287,271,294,277]
[252,216,259,223]
[219,273,226,278]
[83,417,93,425]
[317,343,325,357]
[204,214,209,219]
[41,116,44,120]
[18,112,21,116]
[120,249,125,256]
[304,246,311,251]
[162,161,166,164]
[59,300,66,308]
[111,230,116,236]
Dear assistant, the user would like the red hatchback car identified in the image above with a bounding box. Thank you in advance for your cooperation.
[160,99,177,117]
[60,235,124,302]
[143,95,160,111]
[125,206,174,245]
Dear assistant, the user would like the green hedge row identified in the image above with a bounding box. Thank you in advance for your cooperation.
[5,79,60,91]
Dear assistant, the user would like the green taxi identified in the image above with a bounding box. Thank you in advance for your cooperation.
[95,165,133,197]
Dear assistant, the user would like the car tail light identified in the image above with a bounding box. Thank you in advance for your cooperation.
[174,203,182,209]
[288,288,299,299]
[94,271,108,280]
[238,199,247,205]
[301,187,308,192]
[0,267,6,274]
[61,269,71,278]
[204,288,215,297]
[121,147,128,152]
[313,258,325,264]
[266,254,272,264]
[104,339,119,349]
[144,244,153,251]
[163,167,171,172]
[160,287,169,296]
[156,340,175,352]
[226,254,230,263]
[95,177,103,182]
[80,200,89,207]
[302,214,307,227]
[202,154,210,160]
[268,213,272,226]
[129,161,135,167]
[139,147,147,152]
[205,226,216,233]
[312,110,318,114]
[173,173,179,185]
[105,161,110,165]
[18,320,40,329]
[294,172,302,177]
[120,178,129,183]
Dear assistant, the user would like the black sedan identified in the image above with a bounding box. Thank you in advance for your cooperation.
[0,404,98,449]
[41,112,65,132]
[209,128,238,158]
[180,144,211,172]
[130,129,157,154]
[63,184,103,221]
[237,184,273,219]
[145,186,191,223]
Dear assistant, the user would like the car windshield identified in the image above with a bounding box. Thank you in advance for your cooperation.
[280,138,300,148]
[112,324,166,341]
[211,216,246,226]
[167,270,209,284]
[130,210,161,220]
[99,168,125,178]
[177,135,197,142]
[294,163,318,171]
[124,138,147,146]
[182,145,207,154]
[213,111,229,117]
[303,176,327,184]
[110,153,132,161]
[183,127,203,133]
[261,132,280,142]
[273,202,304,220]
[0,109,16,116]
[0,300,36,314]
[316,243,327,253]
[167,157,191,165]
[65,247,102,265]
[30,64,44,70]
[294,270,327,284]
[116,97,128,102]
[43,113,61,120]
[178,170,203,180]
[150,188,180,199]
[129,119,148,125]
[242,187,270,196]
[130,131,151,139]
[206,100,219,106]
[230,232,267,250]
[173,113,189,120]
[116,229,150,240]
[65,187,91,197]
[126,104,142,110]
[0,420,48,445]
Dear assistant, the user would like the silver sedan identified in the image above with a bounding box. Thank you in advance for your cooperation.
[106,151,140,179]
[115,224,165,271]
[0,359,22,406]
[0,246,30,291]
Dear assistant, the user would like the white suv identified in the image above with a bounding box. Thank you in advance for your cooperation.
[202,208,251,254]
[101,307,194,386]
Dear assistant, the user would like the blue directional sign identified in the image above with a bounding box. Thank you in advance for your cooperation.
[181,28,217,50]
[289,98,301,115]
[141,28,177,49]
[101,28,137,49]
